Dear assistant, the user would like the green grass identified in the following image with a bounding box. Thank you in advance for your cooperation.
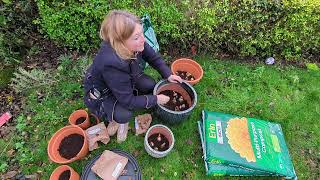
[1,56,319,179]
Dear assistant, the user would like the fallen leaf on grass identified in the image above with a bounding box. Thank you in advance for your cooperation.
[7,149,15,157]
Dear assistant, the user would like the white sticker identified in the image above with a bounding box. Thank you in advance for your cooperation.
[216,121,224,144]
[88,127,101,135]
[112,162,123,177]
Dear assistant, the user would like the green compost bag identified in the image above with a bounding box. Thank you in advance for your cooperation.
[202,110,297,179]
[198,121,271,176]
[139,14,160,70]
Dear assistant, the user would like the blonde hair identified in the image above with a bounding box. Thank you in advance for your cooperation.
[100,10,141,60]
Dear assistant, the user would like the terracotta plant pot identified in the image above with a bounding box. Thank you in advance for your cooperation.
[153,80,197,124]
[69,109,90,129]
[50,165,80,180]
[48,125,89,164]
[171,58,203,85]
[89,113,100,126]
[144,124,175,158]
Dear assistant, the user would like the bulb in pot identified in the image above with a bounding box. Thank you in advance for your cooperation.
[157,134,162,141]
[178,96,184,102]
[172,98,177,104]
[173,91,177,97]
[160,142,166,149]
[150,141,154,147]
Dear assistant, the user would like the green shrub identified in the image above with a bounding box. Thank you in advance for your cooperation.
[36,0,320,61]
[0,0,39,66]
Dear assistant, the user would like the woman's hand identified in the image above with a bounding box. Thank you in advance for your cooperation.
[168,74,183,83]
[157,94,170,105]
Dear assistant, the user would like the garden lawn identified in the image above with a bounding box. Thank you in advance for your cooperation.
[1,56,319,179]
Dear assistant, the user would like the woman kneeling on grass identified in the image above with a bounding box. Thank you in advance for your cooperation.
[83,10,182,143]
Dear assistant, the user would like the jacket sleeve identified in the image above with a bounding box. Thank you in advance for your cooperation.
[102,65,157,110]
[142,43,172,79]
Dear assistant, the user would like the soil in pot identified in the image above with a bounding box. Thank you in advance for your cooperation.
[58,134,84,159]
[148,133,169,151]
[159,90,189,111]
[75,117,86,125]
[59,170,70,180]
[175,71,195,81]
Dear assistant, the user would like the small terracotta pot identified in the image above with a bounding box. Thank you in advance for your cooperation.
[48,125,89,164]
[171,58,203,85]
[69,109,90,129]
[50,165,80,180]
[144,124,175,158]
[89,113,100,126]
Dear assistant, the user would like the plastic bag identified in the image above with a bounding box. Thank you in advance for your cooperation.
[139,14,160,69]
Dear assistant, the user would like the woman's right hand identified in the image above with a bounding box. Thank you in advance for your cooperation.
[157,94,170,105]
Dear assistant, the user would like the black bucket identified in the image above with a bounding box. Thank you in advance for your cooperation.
[80,149,142,180]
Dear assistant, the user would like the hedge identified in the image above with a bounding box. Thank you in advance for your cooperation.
[36,0,320,61]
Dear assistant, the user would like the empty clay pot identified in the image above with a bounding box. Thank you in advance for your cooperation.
[171,58,203,85]
[144,124,175,158]
[69,109,90,129]
[50,165,80,180]
[48,125,89,164]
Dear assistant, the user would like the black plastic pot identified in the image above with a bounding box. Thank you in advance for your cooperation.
[80,149,142,180]
[153,80,197,124]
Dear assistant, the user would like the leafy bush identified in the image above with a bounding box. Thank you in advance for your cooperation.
[0,0,39,66]
[10,67,57,94]
[36,0,320,61]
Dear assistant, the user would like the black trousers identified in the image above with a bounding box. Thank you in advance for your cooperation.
[84,74,156,124]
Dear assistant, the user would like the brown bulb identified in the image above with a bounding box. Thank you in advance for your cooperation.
[160,142,166,148]
[154,147,158,151]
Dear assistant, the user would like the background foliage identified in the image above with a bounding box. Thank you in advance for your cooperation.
[0,0,38,66]
[35,0,320,61]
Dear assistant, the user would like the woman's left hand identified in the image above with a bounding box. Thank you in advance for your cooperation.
[168,74,183,83]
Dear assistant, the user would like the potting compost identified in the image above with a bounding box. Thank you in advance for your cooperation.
[175,70,195,81]
[59,170,71,180]
[76,117,86,125]
[58,133,84,159]
[198,110,297,179]
[160,90,189,111]
[148,133,169,151]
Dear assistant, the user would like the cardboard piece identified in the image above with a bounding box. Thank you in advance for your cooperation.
[91,150,128,180]
[134,114,152,135]
[85,122,109,151]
